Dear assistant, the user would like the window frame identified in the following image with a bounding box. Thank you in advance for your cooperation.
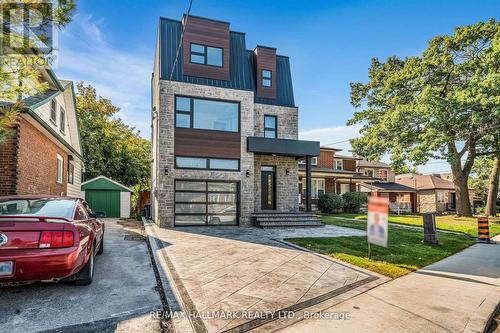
[364,168,374,177]
[174,96,241,133]
[59,106,66,134]
[334,159,343,170]
[261,69,272,87]
[68,161,74,184]
[264,115,277,138]
[56,154,63,184]
[298,157,318,166]
[50,99,57,125]
[189,42,223,68]
[175,156,240,172]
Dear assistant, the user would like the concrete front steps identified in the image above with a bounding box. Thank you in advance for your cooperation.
[252,212,324,228]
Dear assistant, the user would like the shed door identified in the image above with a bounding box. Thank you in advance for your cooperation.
[85,190,120,218]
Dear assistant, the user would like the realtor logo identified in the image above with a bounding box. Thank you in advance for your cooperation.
[0,233,8,247]
[0,0,54,56]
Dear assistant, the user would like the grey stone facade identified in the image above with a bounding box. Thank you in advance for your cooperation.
[151,80,301,228]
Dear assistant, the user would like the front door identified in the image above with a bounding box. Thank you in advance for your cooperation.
[261,166,276,210]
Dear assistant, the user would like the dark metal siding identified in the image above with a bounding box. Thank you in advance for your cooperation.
[158,18,295,107]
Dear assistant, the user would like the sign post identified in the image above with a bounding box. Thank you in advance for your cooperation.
[367,196,389,257]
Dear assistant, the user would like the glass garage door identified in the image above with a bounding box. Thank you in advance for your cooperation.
[174,180,239,226]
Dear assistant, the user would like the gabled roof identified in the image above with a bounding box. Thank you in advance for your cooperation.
[358,159,391,168]
[396,175,455,190]
[81,176,132,192]
[157,16,295,107]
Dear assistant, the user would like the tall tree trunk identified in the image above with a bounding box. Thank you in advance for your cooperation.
[452,169,472,216]
[486,156,500,217]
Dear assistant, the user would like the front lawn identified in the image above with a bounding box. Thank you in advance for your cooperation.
[329,213,500,237]
[287,217,475,278]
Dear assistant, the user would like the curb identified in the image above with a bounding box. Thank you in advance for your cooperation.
[463,289,500,333]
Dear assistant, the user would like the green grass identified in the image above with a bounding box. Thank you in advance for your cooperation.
[287,217,475,278]
[330,213,500,237]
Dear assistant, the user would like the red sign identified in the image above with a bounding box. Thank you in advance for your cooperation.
[367,196,389,247]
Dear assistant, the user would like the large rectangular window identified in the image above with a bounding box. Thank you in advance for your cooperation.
[175,156,239,171]
[264,115,277,138]
[262,69,272,87]
[175,96,239,132]
[190,43,223,67]
[175,180,238,226]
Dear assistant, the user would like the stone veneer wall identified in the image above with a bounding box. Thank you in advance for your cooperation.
[254,155,299,212]
[156,81,255,227]
[253,104,298,139]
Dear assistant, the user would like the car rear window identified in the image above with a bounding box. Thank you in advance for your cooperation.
[0,199,76,219]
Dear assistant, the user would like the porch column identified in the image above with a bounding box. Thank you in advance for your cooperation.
[305,155,312,212]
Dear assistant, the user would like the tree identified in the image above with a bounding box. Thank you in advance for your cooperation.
[470,156,493,204]
[391,162,419,175]
[0,0,76,142]
[75,83,150,187]
[348,20,500,216]
[486,156,499,216]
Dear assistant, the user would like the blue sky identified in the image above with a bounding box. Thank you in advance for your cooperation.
[55,0,499,173]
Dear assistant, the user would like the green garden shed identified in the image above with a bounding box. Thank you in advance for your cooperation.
[81,176,132,218]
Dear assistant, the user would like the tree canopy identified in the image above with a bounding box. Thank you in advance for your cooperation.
[76,83,150,187]
[348,19,500,216]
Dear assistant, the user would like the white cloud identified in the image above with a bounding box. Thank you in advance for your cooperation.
[55,14,152,138]
[299,125,362,154]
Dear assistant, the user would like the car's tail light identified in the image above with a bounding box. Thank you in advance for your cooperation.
[39,231,74,248]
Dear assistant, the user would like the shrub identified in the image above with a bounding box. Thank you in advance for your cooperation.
[342,192,368,213]
[318,193,344,214]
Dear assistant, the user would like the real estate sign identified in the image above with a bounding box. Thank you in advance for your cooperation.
[367,196,389,247]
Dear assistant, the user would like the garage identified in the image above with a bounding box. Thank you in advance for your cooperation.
[174,180,239,226]
[81,176,132,218]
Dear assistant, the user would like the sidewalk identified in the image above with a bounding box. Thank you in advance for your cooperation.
[283,235,500,333]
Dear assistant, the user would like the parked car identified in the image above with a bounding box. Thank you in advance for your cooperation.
[0,196,104,286]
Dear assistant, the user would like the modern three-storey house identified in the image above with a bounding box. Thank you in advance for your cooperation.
[151,15,320,228]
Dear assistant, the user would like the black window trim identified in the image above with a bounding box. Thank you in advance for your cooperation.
[50,99,57,125]
[174,95,241,133]
[174,179,240,227]
[264,114,277,138]
[189,42,223,68]
[175,155,240,172]
[261,69,272,87]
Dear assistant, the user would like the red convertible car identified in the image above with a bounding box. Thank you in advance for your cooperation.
[0,196,104,286]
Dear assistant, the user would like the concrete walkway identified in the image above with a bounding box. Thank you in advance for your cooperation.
[282,236,500,333]
[144,223,386,333]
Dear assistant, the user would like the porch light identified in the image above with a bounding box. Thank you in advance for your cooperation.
[246,170,251,178]
[164,167,169,175]
[286,168,290,175]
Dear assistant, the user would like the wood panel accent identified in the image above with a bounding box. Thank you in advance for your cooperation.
[255,46,276,99]
[182,16,230,81]
[325,178,335,193]
[317,150,334,169]
[174,128,240,159]
[343,159,357,172]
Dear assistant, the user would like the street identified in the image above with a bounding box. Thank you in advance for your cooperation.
[0,219,162,333]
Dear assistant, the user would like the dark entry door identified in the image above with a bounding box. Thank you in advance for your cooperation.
[261,166,276,210]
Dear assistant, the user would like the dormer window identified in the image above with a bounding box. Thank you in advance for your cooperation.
[262,69,272,87]
[334,159,343,170]
[50,99,57,124]
[190,43,223,67]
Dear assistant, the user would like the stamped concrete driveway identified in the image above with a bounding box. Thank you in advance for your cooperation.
[0,219,162,333]
[146,224,387,333]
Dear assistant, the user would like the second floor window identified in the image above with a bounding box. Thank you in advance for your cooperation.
[50,99,57,124]
[68,161,74,184]
[175,96,239,132]
[262,69,272,87]
[334,159,343,170]
[299,157,317,166]
[364,168,374,177]
[59,107,65,133]
[378,169,388,181]
[264,115,277,138]
[190,43,223,67]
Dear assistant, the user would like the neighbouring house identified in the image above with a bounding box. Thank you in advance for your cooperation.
[396,174,457,213]
[298,148,416,212]
[81,176,131,218]
[0,68,83,198]
[151,15,320,228]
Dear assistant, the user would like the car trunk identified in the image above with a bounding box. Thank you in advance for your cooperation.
[0,217,70,250]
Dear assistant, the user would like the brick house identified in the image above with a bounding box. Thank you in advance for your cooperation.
[151,15,320,228]
[0,69,83,197]
[298,147,416,212]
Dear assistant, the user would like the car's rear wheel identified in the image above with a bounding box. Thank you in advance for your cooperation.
[74,246,94,286]
[97,235,104,255]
